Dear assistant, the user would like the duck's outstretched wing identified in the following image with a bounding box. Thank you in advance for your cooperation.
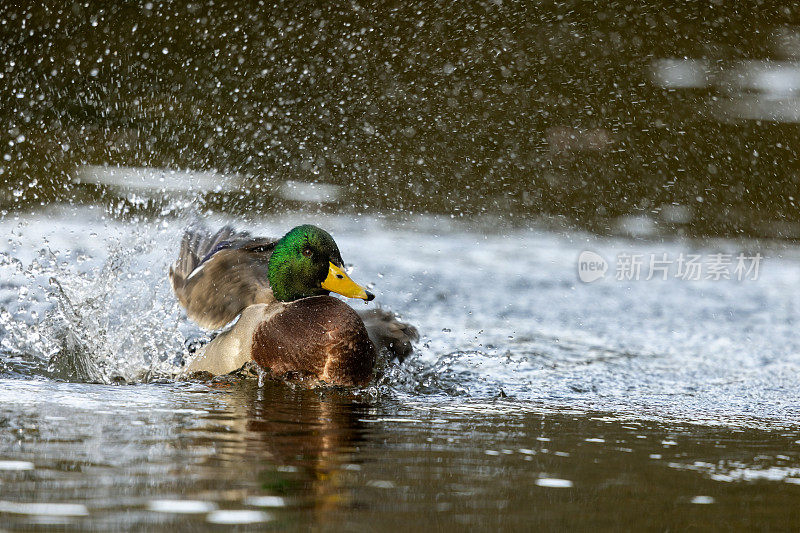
[358,308,419,362]
[169,224,277,329]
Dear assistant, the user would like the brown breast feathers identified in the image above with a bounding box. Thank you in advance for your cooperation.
[251,296,376,386]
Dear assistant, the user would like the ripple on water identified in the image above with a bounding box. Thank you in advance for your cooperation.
[146,500,217,514]
[244,496,286,507]
[0,460,34,470]
[0,501,89,517]
[206,510,272,524]
[535,478,574,488]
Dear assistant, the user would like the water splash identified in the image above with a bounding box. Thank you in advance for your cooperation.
[256,364,267,387]
[0,213,193,383]
[4,208,800,430]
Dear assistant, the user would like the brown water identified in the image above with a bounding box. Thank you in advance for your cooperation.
[2,379,800,531]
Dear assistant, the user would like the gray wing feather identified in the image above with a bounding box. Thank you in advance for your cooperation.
[170,224,277,329]
[173,224,241,280]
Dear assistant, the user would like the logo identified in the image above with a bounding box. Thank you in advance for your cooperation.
[578,251,607,283]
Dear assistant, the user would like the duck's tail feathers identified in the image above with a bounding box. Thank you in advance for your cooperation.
[358,308,419,362]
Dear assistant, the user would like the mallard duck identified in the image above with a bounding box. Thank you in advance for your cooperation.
[169,223,417,386]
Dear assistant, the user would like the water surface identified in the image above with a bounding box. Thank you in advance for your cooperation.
[1,208,800,529]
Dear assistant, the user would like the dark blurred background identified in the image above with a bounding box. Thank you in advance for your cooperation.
[2,1,800,237]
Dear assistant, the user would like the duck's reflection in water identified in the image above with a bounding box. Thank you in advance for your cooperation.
[243,381,371,518]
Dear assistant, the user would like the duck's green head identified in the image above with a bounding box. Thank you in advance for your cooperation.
[267,225,375,303]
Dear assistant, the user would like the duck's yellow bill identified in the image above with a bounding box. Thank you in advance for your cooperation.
[321,262,375,301]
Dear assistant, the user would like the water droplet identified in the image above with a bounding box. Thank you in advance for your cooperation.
[256,365,267,387]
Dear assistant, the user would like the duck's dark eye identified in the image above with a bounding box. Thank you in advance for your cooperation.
[302,248,313,257]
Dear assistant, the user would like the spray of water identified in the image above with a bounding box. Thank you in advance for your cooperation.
[0,212,195,383]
